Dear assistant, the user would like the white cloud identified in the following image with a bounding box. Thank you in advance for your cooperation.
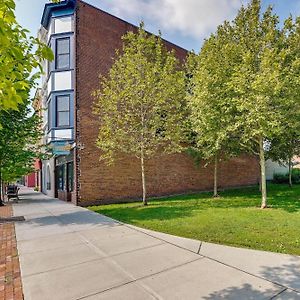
[100,0,248,39]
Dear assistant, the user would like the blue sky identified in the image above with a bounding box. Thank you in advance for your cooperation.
[15,0,300,52]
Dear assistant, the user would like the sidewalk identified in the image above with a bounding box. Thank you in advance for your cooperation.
[13,187,300,300]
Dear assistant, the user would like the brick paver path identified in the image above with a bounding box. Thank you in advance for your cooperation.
[0,204,23,300]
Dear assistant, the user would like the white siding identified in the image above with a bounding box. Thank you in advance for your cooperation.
[47,75,52,95]
[266,159,288,180]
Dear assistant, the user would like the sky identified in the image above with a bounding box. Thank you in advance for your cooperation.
[15,0,300,52]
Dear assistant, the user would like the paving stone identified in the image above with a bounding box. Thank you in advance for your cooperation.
[127,225,202,253]
[84,282,157,300]
[79,224,139,241]
[200,242,300,292]
[17,231,84,254]
[20,243,103,276]
[141,258,284,300]
[111,243,201,279]
[273,289,300,299]
[87,231,163,257]
[22,259,131,300]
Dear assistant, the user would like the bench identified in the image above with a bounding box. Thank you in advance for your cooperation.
[6,185,20,202]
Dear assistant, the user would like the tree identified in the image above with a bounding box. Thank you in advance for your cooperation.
[187,24,241,197]
[228,1,299,208]
[267,16,300,187]
[94,24,187,205]
[0,0,53,116]
[0,101,43,205]
[188,0,298,208]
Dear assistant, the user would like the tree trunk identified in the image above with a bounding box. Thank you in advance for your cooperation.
[140,151,147,206]
[0,168,4,206]
[288,157,293,188]
[213,154,219,197]
[259,137,267,209]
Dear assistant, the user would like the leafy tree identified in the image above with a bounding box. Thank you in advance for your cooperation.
[267,17,300,187]
[187,23,241,197]
[94,24,187,205]
[0,102,43,204]
[0,0,53,116]
[228,1,299,208]
[188,0,299,208]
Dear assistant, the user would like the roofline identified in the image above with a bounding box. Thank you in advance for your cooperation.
[41,0,76,29]
[79,0,189,53]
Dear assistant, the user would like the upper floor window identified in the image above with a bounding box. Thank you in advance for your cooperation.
[56,95,70,127]
[56,38,70,70]
[54,16,72,34]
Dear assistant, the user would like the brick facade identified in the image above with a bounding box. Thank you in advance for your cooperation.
[75,1,260,206]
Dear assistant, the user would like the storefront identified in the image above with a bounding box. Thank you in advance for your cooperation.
[55,151,74,201]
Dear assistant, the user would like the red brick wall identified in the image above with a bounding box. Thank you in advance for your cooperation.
[25,173,36,188]
[75,1,260,206]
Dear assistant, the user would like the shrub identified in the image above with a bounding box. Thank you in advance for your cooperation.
[273,169,300,184]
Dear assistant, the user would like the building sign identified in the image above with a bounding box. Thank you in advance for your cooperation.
[51,141,72,156]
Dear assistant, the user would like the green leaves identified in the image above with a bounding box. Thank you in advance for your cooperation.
[0,101,44,182]
[187,0,300,206]
[94,23,187,163]
[0,0,53,114]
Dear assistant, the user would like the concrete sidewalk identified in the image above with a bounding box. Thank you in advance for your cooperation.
[13,187,300,300]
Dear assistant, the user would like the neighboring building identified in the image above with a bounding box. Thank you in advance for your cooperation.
[24,89,43,190]
[38,0,260,206]
[266,157,300,180]
[24,173,35,188]
[24,160,42,189]
[266,160,288,181]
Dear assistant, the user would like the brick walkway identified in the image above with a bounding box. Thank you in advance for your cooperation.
[0,204,23,300]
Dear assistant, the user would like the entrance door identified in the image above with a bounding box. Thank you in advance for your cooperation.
[66,162,74,201]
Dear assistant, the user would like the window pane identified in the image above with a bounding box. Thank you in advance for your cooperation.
[57,96,69,111]
[54,17,72,34]
[56,38,70,69]
[56,39,70,54]
[57,111,69,127]
[57,54,70,69]
[67,162,74,192]
[54,71,72,91]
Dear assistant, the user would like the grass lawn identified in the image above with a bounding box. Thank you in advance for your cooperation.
[89,183,300,255]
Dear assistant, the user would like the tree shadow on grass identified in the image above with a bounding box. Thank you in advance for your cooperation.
[92,204,198,223]
[141,184,300,213]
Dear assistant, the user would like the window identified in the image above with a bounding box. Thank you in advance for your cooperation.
[46,166,51,190]
[56,165,65,191]
[56,38,70,69]
[67,162,74,192]
[54,71,72,91]
[56,95,70,127]
[54,17,72,34]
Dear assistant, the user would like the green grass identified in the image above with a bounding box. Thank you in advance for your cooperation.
[89,183,300,255]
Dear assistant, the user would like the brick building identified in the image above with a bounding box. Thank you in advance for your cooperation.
[39,0,260,206]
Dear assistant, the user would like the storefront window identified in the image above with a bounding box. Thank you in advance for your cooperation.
[57,165,65,190]
[67,162,74,192]
[46,166,51,190]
